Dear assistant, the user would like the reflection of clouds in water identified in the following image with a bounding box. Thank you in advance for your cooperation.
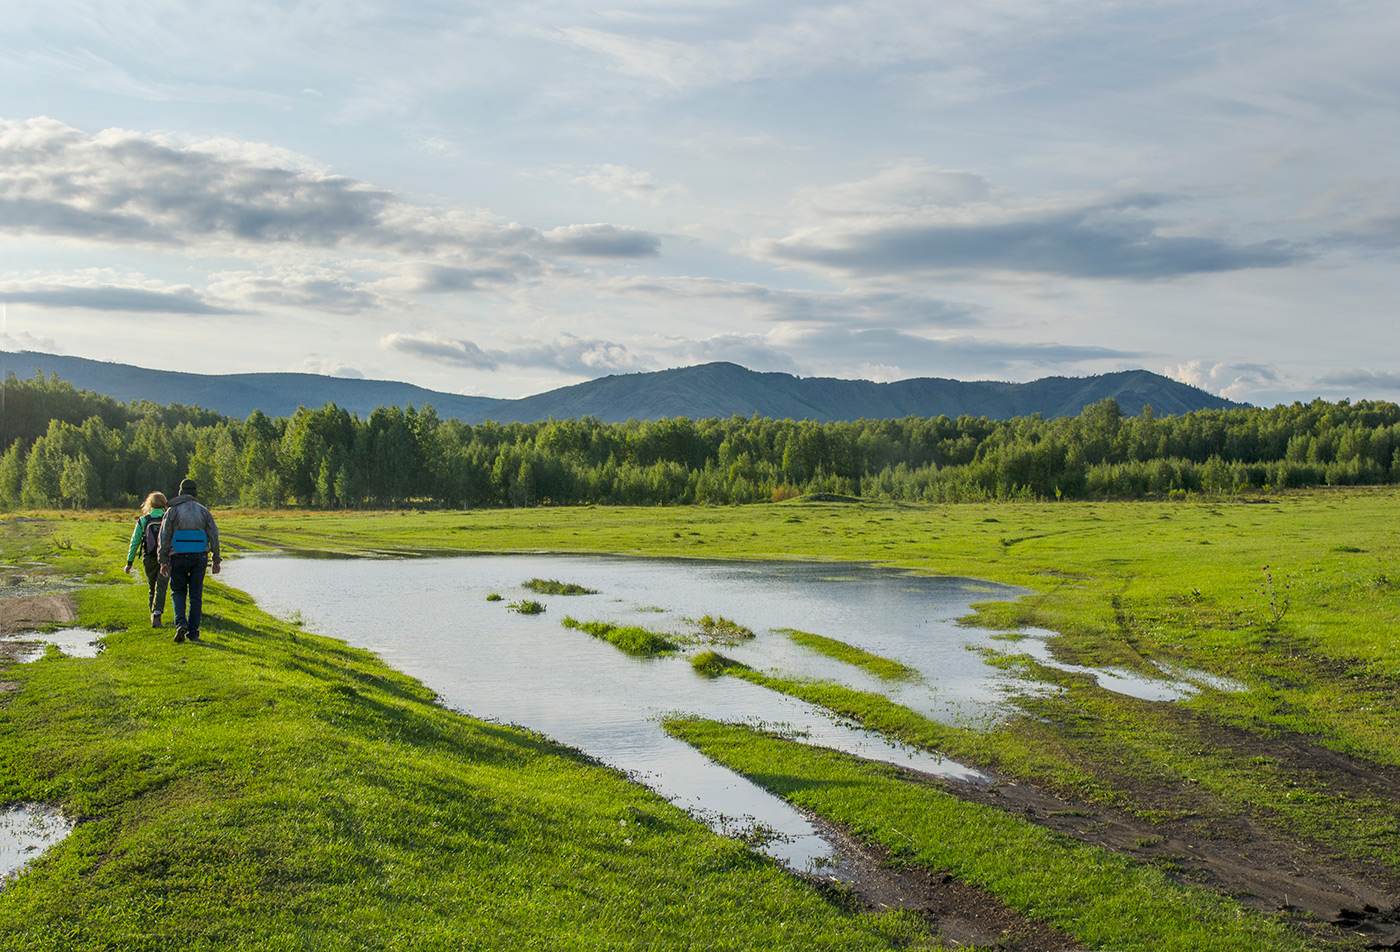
[0,805,74,881]
[0,628,105,661]
[999,628,1247,702]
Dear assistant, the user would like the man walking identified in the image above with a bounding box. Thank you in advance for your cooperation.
[158,477,222,644]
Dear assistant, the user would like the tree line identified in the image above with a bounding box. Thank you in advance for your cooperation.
[3,370,1400,510]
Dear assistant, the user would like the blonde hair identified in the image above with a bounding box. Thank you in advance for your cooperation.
[141,491,168,515]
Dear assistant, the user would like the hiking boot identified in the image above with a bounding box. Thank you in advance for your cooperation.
[187,631,201,642]
[151,612,162,628]
[174,627,187,644]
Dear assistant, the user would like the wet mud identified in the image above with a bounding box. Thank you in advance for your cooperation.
[819,737,1400,949]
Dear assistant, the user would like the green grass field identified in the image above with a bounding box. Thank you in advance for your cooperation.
[3,488,1397,949]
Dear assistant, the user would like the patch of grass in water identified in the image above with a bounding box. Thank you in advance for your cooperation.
[522,578,599,596]
[693,614,754,642]
[561,616,676,657]
[485,592,503,602]
[509,599,546,615]
[690,650,749,679]
[778,629,919,682]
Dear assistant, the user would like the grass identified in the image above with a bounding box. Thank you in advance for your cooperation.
[776,628,920,681]
[508,598,546,614]
[665,718,1313,952]
[559,616,677,657]
[522,578,599,596]
[692,614,754,641]
[0,517,916,951]
[8,489,1400,947]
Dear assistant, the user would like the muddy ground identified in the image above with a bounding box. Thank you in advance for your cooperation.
[808,725,1400,949]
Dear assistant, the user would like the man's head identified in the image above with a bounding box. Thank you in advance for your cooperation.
[178,477,198,497]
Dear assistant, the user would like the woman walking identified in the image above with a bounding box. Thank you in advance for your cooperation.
[124,491,169,627]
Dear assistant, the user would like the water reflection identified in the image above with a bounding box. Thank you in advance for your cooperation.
[0,805,73,885]
[236,553,1013,870]
[0,628,105,661]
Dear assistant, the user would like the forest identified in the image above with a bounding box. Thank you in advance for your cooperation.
[4,370,1400,510]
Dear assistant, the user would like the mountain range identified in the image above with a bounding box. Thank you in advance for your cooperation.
[2,350,1243,423]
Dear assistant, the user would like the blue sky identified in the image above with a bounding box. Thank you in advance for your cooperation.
[2,1,1398,405]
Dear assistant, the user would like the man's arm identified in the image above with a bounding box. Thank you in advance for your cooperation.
[206,507,222,574]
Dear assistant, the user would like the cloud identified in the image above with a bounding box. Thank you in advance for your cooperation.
[783,327,1138,370]
[0,274,238,314]
[753,182,1305,280]
[569,164,684,205]
[0,329,59,353]
[0,117,663,267]
[559,2,1065,92]
[207,269,387,314]
[604,275,981,328]
[660,333,803,374]
[383,332,644,376]
[1316,368,1400,391]
[538,223,661,258]
[1166,361,1280,400]
[292,356,366,379]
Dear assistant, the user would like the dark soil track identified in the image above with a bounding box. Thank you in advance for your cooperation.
[816,734,1400,949]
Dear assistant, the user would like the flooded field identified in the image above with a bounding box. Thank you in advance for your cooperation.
[231,552,1220,872]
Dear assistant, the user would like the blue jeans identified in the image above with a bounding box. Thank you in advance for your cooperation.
[168,553,208,634]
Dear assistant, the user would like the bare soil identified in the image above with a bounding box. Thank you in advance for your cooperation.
[806,811,1084,949]
[0,593,79,635]
[816,727,1400,949]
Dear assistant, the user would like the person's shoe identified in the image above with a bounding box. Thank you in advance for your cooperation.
[187,631,201,642]
[174,627,187,644]
[151,612,162,628]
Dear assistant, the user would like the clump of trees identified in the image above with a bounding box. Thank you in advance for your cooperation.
[3,371,1399,511]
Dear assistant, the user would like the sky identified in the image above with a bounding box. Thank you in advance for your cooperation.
[2,1,1398,406]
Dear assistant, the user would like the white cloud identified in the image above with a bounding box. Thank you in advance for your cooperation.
[0,329,59,353]
[0,270,236,314]
[1165,360,1281,401]
[569,164,684,204]
[383,331,644,375]
[0,117,663,269]
[750,165,1305,280]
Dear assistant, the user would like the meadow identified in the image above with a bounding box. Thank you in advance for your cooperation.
[1,488,1397,949]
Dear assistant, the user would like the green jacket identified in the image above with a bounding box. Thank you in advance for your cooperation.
[125,509,165,565]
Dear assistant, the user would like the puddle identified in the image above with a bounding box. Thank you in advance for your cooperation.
[235,553,1006,870]
[230,553,1229,873]
[0,628,105,661]
[1007,629,1246,701]
[0,805,73,886]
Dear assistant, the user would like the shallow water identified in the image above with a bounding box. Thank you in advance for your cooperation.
[0,805,73,885]
[230,552,1226,871]
[1002,628,1247,702]
[0,628,105,661]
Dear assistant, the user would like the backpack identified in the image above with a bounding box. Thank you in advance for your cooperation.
[142,514,163,557]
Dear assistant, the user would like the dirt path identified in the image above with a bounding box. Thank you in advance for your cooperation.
[0,593,78,635]
[806,811,1084,950]
[821,743,1400,949]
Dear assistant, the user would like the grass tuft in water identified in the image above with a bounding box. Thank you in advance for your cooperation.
[485,593,503,602]
[523,578,599,596]
[777,629,919,682]
[561,616,677,657]
[509,599,546,615]
[693,614,754,641]
[690,650,746,678]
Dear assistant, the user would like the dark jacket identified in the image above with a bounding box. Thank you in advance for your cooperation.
[157,494,221,567]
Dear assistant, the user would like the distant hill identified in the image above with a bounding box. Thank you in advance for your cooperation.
[1,351,1242,424]
[1,351,499,421]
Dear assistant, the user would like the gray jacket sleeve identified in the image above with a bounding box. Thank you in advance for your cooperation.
[205,507,221,563]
